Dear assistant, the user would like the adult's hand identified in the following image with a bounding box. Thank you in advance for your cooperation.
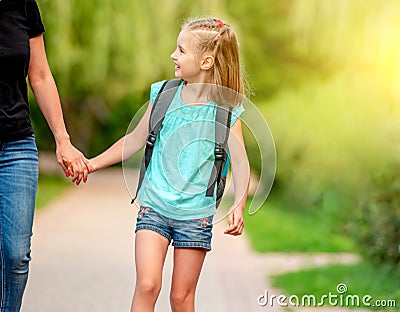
[56,139,90,185]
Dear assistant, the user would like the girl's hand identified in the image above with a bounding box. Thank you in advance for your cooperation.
[224,206,244,236]
[87,159,99,174]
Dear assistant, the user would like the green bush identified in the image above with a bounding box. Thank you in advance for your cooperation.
[261,72,396,212]
[354,165,400,276]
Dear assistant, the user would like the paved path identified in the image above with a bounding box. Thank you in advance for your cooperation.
[22,168,363,312]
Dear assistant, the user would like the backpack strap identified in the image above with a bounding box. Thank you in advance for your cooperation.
[206,104,232,201]
[132,79,181,203]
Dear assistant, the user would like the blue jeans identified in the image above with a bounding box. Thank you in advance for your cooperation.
[0,136,38,312]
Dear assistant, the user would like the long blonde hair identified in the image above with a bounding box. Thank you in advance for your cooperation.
[181,17,246,106]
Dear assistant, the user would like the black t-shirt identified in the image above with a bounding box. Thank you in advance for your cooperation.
[0,0,45,142]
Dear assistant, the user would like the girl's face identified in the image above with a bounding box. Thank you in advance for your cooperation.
[171,30,209,83]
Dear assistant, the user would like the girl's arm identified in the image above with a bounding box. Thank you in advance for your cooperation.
[28,35,89,184]
[224,119,250,236]
[89,103,152,172]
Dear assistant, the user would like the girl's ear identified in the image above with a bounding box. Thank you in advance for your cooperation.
[201,55,215,70]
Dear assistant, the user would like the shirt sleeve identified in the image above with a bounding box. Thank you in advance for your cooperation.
[149,80,167,105]
[25,0,45,38]
[230,103,245,126]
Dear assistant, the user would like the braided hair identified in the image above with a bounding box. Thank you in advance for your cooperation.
[181,18,245,106]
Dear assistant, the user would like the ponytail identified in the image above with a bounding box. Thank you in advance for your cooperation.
[182,18,246,106]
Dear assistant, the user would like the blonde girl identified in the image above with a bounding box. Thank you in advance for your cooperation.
[81,17,250,312]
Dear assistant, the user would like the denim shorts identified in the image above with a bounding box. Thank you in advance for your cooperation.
[135,207,214,251]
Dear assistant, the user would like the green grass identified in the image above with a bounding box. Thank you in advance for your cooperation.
[243,197,355,253]
[36,174,70,210]
[272,262,400,310]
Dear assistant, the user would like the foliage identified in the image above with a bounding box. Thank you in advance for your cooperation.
[227,0,329,99]
[227,0,400,98]
[36,174,70,209]
[243,196,354,253]
[262,72,398,212]
[352,165,400,276]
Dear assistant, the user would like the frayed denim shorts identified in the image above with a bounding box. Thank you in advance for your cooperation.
[135,207,214,251]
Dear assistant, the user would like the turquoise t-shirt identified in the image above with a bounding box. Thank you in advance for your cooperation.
[137,80,244,220]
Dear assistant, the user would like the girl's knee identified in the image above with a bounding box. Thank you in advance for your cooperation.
[135,278,162,298]
[170,289,195,310]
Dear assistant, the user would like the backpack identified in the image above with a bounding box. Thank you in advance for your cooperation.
[132,79,232,208]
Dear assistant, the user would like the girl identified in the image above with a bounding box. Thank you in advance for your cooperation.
[81,17,250,312]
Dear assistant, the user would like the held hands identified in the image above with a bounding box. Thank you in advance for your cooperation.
[224,205,244,236]
[56,139,94,185]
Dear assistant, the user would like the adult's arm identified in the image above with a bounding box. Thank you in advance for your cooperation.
[28,34,89,184]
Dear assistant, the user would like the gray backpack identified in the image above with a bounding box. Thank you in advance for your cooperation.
[132,79,232,208]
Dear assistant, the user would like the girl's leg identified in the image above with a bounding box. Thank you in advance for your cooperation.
[131,229,169,312]
[170,247,207,312]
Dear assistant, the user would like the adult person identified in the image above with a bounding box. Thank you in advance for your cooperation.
[0,0,89,311]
